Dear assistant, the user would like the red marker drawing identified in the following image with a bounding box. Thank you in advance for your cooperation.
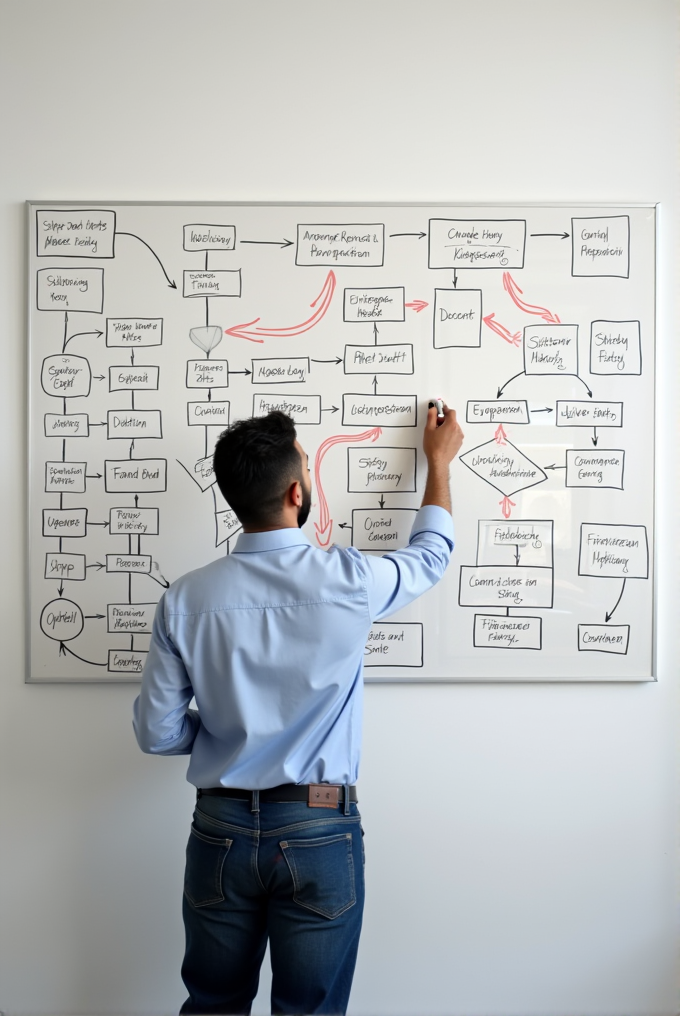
[502,272,561,324]
[225,271,336,343]
[499,496,516,519]
[314,427,382,546]
[483,312,522,347]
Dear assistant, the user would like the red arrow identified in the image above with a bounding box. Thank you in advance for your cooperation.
[494,424,508,445]
[405,299,429,313]
[225,271,336,343]
[483,312,522,346]
[499,496,516,519]
[314,428,382,546]
[502,272,561,324]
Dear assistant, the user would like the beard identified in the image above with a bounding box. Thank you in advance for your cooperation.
[298,485,312,528]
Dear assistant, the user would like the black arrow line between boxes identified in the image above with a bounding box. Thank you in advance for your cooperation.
[530,232,570,239]
[605,579,626,622]
[59,642,107,666]
[530,407,553,415]
[86,562,105,570]
[240,238,294,248]
[321,405,339,414]
[592,428,599,446]
[373,323,379,345]
[228,368,252,376]
[311,357,342,365]
[372,376,378,394]
[389,232,426,239]
[115,231,177,288]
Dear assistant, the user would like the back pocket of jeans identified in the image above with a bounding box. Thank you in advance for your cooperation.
[184,824,233,908]
[280,832,356,919]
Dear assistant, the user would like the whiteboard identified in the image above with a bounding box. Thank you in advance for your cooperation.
[27,202,655,682]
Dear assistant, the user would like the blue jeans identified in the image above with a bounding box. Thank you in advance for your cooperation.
[180,793,365,1015]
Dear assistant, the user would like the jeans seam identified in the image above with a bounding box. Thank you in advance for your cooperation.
[251,814,266,892]
[280,833,356,920]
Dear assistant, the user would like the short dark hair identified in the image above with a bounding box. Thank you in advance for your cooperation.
[213,411,302,526]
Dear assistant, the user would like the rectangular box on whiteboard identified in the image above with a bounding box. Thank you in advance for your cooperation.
[296,224,385,266]
[36,268,104,312]
[183,270,241,297]
[36,209,116,258]
[473,615,542,650]
[428,219,526,269]
[364,623,424,667]
[578,524,649,579]
[343,287,405,321]
[106,318,163,346]
[183,224,236,251]
[252,393,321,425]
[347,447,417,493]
[433,289,482,347]
[342,394,417,427]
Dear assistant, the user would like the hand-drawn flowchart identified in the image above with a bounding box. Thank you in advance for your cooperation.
[28,204,655,681]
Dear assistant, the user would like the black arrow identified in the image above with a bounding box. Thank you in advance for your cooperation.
[321,406,339,414]
[147,571,170,589]
[115,231,177,288]
[62,311,69,352]
[130,349,135,365]
[240,238,294,248]
[605,579,627,622]
[530,407,553,414]
[311,357,342,365]
[514,545,520,565]
[378,496,385,508]
[592,428,599,446]
[85,613,106,619]
[93,374,105,381]
[62,439,66,462]
[86,472,102,479]
[207,388,212,402]
[228,368,252,376]
[530,232,570,239]
[134,494,139,507]
[63,329,104,351]
[129,440,135,458]
[58,584,64,596]
[497,371,525,398]
[90,421,107,427]
[89,521,110,527]
[86,562,105,570]
[373,322,379,345]
[389,232,426,239]
[338,522,351,530]
[59,642,107,666]
[372,376,378,394]
[453,269,458,289]
[543,463,566,471]
[576,376,593,397]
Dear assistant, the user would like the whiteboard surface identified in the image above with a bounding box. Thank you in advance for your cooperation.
[28,202,655,681]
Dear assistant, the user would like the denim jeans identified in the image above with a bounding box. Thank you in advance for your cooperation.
[179,792,365,1015]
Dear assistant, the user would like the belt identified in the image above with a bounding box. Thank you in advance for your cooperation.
[199,783,358,808]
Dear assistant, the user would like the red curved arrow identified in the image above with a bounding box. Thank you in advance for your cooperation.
[499,496,516,519]
[314,427,382,546]
[225,271,336,343]
[503,272,561,324]
[483,312,522,346]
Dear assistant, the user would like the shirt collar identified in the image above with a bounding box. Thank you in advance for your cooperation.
[232,527,314,554]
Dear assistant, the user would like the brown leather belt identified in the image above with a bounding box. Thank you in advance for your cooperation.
[199,783,358,808]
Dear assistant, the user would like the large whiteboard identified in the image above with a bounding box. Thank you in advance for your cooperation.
[28,202,655,682]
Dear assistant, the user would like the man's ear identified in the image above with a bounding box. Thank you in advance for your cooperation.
[286,479,302,507]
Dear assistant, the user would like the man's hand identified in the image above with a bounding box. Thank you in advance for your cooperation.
[421,403,464,514]
[423,404,464,465]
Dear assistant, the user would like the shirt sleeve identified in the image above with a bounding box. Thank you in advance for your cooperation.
[132,595,201,755]
[363,504,455,620]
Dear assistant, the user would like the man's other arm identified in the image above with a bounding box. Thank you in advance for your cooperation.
[132,595,200,755]
[365,404,464,619]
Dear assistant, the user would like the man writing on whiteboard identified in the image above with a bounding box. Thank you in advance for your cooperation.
[133,402,463,1015]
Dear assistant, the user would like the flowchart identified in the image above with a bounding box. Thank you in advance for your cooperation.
[28,203,655,681]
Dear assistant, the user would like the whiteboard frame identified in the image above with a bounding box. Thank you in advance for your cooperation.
[26,200,658,683]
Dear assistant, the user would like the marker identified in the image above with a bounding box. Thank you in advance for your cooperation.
[435,399,444,418]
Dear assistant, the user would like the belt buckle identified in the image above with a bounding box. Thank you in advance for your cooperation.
[308,784,340,808]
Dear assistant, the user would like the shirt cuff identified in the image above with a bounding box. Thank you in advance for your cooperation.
[410,504,455,547]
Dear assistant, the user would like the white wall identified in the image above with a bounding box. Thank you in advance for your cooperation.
[0,1,677,1014]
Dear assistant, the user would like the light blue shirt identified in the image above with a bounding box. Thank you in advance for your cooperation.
[133,505,454,788]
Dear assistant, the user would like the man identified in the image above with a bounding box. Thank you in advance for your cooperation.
[133,402,463,1015]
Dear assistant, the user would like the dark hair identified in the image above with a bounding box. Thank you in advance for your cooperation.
[213,411,302,526]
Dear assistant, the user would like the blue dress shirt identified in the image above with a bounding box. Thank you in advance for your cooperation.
[133,505,454,788]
